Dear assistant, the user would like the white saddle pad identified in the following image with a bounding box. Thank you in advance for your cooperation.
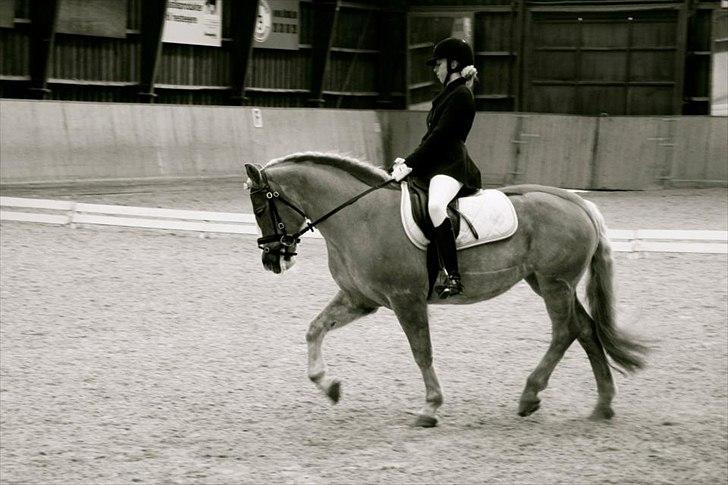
[400,181,518,251]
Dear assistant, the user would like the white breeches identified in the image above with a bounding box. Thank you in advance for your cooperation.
[428,174,463,226]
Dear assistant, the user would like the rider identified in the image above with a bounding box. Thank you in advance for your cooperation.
[391,37,482,298]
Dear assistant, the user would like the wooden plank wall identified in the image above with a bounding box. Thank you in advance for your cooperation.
[0,99,723,189]
[382,110,726,190]
[670,117,728,186]
[592,117,665,189]
[0,0,720,114]
[513,114,597,188]
[0,99,385,184]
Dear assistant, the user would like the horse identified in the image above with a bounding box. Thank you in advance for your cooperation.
[243,151,647,427]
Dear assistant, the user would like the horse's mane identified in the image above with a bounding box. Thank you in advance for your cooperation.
[265,151,392,188]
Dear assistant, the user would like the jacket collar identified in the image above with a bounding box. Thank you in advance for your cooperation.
[432,77,467,108]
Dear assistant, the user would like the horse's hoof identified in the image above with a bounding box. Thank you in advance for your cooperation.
[517,399,541,417]
[414,415,438,428]
[326,380,341,403]
[589,406,615,421]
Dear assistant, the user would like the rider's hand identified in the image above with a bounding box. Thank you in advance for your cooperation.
[393,157,406,166]
[391,163,412,182]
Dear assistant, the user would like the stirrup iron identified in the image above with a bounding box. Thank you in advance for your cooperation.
[436,274,463,299]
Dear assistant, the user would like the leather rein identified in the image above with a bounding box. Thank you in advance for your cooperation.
[250,169,396,256]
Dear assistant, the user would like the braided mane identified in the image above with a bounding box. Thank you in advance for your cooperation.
[266,151,391,187]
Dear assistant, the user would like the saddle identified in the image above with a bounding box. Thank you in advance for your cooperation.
[400,180,519,297]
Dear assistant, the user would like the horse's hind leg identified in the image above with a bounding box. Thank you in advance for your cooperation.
[392,302,443,428]
[518,275,578,417]
[574,299,616,420]
[307,291,377,403]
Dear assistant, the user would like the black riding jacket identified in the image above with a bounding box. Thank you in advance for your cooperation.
[404,77,482,195]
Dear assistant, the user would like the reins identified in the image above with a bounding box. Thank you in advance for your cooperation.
[252,170,396,250]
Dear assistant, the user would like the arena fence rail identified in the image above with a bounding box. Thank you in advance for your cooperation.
[1,197,726,254]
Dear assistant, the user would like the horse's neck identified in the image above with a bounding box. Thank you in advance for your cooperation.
[272,163,394,232]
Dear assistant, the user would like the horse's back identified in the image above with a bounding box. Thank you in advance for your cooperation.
[504,186,599,276]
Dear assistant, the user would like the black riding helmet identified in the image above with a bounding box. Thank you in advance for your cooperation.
[426,37,474,86]
[426,37,474,68]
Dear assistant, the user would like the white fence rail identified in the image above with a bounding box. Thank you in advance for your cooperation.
[1,196,259,236]
[1,196,726,254]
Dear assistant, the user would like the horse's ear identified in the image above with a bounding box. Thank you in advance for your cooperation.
[244,163,263,187]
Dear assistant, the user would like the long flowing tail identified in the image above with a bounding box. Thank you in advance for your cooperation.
[584,200,649,374]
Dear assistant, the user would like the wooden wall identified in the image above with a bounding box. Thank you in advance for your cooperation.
[0,99,724,188]
[383,110,727,189]
[0,0,722,115]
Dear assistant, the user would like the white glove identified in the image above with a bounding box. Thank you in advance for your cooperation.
[393,157,406,166]
[391,163,412,182]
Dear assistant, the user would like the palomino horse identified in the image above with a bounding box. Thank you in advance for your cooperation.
[244,152,647,427]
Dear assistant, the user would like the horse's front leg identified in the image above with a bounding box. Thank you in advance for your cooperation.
[307,290,377,402]
[392,300,443,427]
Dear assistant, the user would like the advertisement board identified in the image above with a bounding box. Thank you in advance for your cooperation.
[163,0,223,47]
[0,0,13,29]
[56,0,127,38]
[254,0,299,50]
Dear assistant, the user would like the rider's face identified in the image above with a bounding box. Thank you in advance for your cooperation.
[433,58,448,84]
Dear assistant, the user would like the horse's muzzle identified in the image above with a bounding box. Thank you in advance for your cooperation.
[261,244,297,274]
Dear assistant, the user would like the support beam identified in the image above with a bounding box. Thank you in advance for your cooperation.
[673,0,690,114]
[514,0,527,112]
[308,0,340,107]
[229,0,260,105]
[28,0,60,100]
[376,4,406,109]
[138,0,168,103]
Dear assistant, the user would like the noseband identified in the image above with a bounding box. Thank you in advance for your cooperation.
[249,168,397,256]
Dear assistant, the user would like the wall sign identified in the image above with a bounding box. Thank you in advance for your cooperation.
[251,108,263,128]
[56,0,127,38]
[0,0,14,29]
[163,0,223,47]
[254,0,299,50]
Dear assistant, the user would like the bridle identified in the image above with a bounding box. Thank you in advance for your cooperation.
[249,169,308,258]
[248,168,396,257]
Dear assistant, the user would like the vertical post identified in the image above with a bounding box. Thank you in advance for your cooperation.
[625,16,634,114]
[574,15,584,114]
[230,0,260,105]
[673,1,690,114]
[404,12,411,109]
[508,114,527,184]
[28,0,60,100]
[514,0,526,112]
[308,0,339,107]
[138,0,169,103]
[589,115,602,189]
[519,5,532,112]
[376,2,406,109]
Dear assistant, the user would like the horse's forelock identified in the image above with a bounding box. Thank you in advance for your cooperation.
[265,152,390,187]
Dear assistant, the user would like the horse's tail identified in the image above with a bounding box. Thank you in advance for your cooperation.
[583,200,648,374]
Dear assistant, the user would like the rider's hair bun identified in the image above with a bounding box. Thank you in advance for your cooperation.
[460,65,478,79]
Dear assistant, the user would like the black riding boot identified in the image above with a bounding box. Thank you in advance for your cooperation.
[432,218,463,299]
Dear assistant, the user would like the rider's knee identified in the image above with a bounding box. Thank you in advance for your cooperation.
[428,201,448,226]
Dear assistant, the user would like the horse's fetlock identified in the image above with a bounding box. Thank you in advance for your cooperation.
[425,389,443,405]
[526,375,542,390]
[305,329,321,343]
[308,371,324,383]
